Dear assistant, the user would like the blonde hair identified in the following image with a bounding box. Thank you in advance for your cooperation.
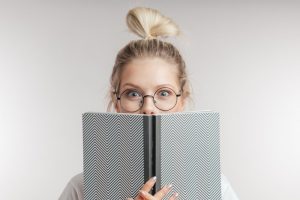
[107,7,192,111]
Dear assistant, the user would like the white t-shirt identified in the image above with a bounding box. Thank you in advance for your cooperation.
[58,172,239,200]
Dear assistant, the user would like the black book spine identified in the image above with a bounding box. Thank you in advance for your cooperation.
[143,115,162,194]
[154,115,161,192]
[143,116,154,184]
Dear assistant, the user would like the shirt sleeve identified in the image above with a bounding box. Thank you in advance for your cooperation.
[221,174,239,200]
[58,173,84,200]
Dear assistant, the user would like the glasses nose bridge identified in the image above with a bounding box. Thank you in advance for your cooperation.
[140,94,157,114]
[142,94,156,104]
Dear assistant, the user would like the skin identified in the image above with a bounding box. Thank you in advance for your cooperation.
[115,57,185,199]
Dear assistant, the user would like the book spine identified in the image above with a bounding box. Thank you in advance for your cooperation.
[143,115,162,194]
[154,115,161,192]
[143,116,154,184]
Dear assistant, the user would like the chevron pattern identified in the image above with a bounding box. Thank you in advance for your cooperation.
[160,112,221,200]
[83,113,144,199]
[82,112,221,200]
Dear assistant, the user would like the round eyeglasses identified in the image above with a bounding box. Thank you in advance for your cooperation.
[116,87,182,112]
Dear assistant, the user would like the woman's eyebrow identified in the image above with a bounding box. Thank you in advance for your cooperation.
[122,83,177,90]
[122,83,142,89]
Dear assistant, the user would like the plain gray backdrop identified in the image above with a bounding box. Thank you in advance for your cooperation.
[1,0,299,199]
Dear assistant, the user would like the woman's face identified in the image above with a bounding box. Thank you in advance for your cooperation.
[116,57,185,114]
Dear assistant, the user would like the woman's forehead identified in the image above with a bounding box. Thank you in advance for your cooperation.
[119,57,179,90]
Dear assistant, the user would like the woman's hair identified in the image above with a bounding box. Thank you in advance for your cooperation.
[107,7,192,111]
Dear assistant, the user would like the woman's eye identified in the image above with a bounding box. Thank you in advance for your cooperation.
[127,91,141,97]
[159,90,171,97]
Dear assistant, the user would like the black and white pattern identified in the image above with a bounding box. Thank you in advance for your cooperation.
[82,112,221,200]
[159,112,221,200]
[83,113,144,199]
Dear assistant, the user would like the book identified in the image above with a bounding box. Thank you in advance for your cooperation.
[82,111,221,199]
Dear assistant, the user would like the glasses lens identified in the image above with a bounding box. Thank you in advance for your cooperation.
[154,87,177,111]
[120,89,143,112]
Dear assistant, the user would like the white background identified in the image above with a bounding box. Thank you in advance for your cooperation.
[1,0,299,199]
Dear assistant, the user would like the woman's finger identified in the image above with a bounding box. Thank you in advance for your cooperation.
[168,192,179,200]
[153,184,172,199]
[139,190,156,200]
[140,176,157,192]
[139,188,177,200]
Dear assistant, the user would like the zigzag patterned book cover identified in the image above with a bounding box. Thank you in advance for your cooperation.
[82,111,221,200]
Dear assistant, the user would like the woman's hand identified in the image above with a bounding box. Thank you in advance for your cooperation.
[127,176,179,200]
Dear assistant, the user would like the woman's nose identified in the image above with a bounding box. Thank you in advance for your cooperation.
[141,96,157,115]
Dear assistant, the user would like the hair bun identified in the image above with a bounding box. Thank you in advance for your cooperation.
[126,7,180,39]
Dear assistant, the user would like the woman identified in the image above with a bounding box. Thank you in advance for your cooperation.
[59,7,239,200]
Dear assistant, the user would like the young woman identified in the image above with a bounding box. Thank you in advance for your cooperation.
[59,7,239,200]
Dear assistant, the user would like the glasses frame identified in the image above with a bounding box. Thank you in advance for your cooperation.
[115,87,182,113]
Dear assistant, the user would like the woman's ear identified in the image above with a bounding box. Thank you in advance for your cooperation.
[177,97,186,112]
[115,101,120,113]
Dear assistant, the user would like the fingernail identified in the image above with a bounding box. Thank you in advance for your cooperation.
[174,192,179,197]
[167,184,173,189]
[139,190,146,195]
[152,176,157,181]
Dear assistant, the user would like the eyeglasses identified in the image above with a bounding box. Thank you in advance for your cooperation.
[116,87,181,112]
